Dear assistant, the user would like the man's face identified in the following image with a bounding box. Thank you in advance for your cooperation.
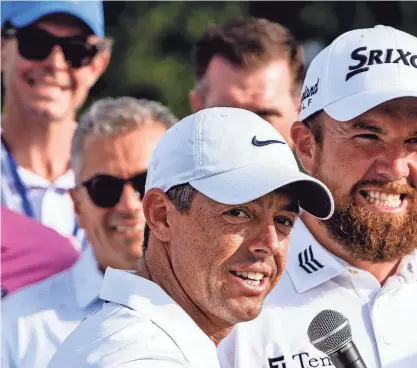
[310,98,417,262]
[167,189,299,325]
[1,17,108,123]
[74,123,167,270]
[191,56,299,147]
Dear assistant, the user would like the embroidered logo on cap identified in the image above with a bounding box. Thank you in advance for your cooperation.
[252,136,285,147]
[346,47,417,81]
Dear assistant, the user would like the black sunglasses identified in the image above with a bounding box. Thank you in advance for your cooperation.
[3,23,105,68]
[81,171,147,208]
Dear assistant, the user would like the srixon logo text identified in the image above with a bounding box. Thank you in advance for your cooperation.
[301,78,319,110]
[346,47,417,81]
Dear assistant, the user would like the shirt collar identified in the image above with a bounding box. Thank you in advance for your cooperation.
[100,268,220,367]
[396,250,417,283]
[287,220,417,293]
[286,219,347,293]
[71,244,103,308]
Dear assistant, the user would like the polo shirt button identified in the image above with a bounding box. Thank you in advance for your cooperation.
[383,335,392,345]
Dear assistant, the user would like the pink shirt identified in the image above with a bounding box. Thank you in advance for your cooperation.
[1,206,79,298]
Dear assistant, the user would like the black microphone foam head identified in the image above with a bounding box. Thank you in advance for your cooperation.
[307,310,352,355]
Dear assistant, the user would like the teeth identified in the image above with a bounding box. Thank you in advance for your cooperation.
[235,271,264,281]
[364,191,402,208]
[115,224,143,232]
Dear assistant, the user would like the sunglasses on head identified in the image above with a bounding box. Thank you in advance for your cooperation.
[2,22,105,68]
[81,171,148,208]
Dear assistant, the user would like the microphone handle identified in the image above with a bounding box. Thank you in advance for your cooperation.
[328,341,367,368]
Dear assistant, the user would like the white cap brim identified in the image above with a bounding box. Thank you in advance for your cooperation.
[325,88,417,122]
[189,162,334,220]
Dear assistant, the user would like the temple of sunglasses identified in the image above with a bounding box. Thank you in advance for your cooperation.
[81,172,148,208]
[2,22,106,68]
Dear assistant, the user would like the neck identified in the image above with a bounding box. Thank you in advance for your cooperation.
[2,109,75,182]
[137,244,232,346]
[301,213,400,285]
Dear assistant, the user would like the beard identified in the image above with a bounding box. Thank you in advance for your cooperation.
[313,169,417,262]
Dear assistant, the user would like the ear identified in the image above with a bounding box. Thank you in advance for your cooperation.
[85,47,111,87]
[189,88,203,113]
[1,38,13,73]
[142,188,172,243]
[70,187,86,228]
[291,121,316,175]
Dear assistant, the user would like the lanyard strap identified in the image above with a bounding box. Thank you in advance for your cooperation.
[2,137,79,236]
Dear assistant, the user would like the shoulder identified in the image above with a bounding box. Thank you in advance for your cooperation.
[2,268,74,320]
[49,303,188,368]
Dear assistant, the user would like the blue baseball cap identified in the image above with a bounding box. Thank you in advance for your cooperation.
[1,1,104,37]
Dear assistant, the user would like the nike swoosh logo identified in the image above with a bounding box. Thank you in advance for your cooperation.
[252,136,285,147]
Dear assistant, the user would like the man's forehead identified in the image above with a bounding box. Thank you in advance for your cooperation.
[35,12,92,35]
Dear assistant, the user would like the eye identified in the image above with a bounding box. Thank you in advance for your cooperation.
[224,208,250,218]
[354,134,380,141]
[406,137,417,144]
[275,217,294,227]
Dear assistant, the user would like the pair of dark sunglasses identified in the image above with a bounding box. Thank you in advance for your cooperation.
[82,171,147,208]
[3,23,105,68]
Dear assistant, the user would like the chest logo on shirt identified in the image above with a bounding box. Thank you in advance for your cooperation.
[298,245,324,274]
[269,355,286,368]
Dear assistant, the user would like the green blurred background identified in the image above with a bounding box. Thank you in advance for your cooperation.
[5,1,417,119]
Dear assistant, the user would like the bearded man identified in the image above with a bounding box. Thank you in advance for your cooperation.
[218,25,417,368]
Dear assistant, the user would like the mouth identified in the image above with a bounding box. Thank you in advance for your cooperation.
[359,189,407,210]
[111,224,145,234]
[230,270,267,287]
[26,76,71,92]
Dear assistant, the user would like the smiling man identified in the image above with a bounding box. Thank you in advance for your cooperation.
[218,26,417,368]
[48,107,333,368]
[2,97,178,368]
[1,1,110,238]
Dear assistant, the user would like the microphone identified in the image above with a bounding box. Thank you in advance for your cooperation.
[307,310,367,368]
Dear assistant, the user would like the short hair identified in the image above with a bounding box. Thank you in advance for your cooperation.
[71,97,178,182]
[302,110,324,144]
[142,183,197,251]
[191,17,304,97]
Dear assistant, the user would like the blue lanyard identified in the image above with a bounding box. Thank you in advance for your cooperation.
[2,138,79,237]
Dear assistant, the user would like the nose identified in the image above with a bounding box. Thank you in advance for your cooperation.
[43,45,68,69]
[248,223,285,258]
[114,184,143,212]
[374,144,411,181]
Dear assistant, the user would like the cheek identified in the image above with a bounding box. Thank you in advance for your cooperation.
[78,202,109,233]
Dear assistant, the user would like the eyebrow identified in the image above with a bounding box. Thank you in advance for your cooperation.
[252,108,282,118]
[253,196,300,215]
[349,121,385,134]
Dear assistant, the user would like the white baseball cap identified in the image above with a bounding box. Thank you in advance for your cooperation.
[145,107,334,220]
[299,25,417,122]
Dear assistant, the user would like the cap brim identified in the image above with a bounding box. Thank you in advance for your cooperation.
[10,3,101,36]
[189,162,334,220]
[325,88,417,122]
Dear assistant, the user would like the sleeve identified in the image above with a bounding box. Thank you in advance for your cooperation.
[1,323,15,368]
[116,359,189,368]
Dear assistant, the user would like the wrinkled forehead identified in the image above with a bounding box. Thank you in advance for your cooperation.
[252,185,300,214]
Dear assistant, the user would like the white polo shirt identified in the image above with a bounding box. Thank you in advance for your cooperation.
[2,246,104,368]
[218,220,417,368]
[1,140,79,239]
[48,268,222,368]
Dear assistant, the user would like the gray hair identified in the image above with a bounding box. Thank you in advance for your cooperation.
[71,97,178,182]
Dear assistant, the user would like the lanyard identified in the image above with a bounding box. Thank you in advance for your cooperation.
[2,137,79,237]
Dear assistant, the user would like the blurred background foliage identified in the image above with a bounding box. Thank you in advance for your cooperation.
[3,1,417,119]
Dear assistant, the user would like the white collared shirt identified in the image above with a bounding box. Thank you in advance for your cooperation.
[48,268,222,368]
[1,140,78,239]
[218,219,417,368]
[2,246,103,368]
